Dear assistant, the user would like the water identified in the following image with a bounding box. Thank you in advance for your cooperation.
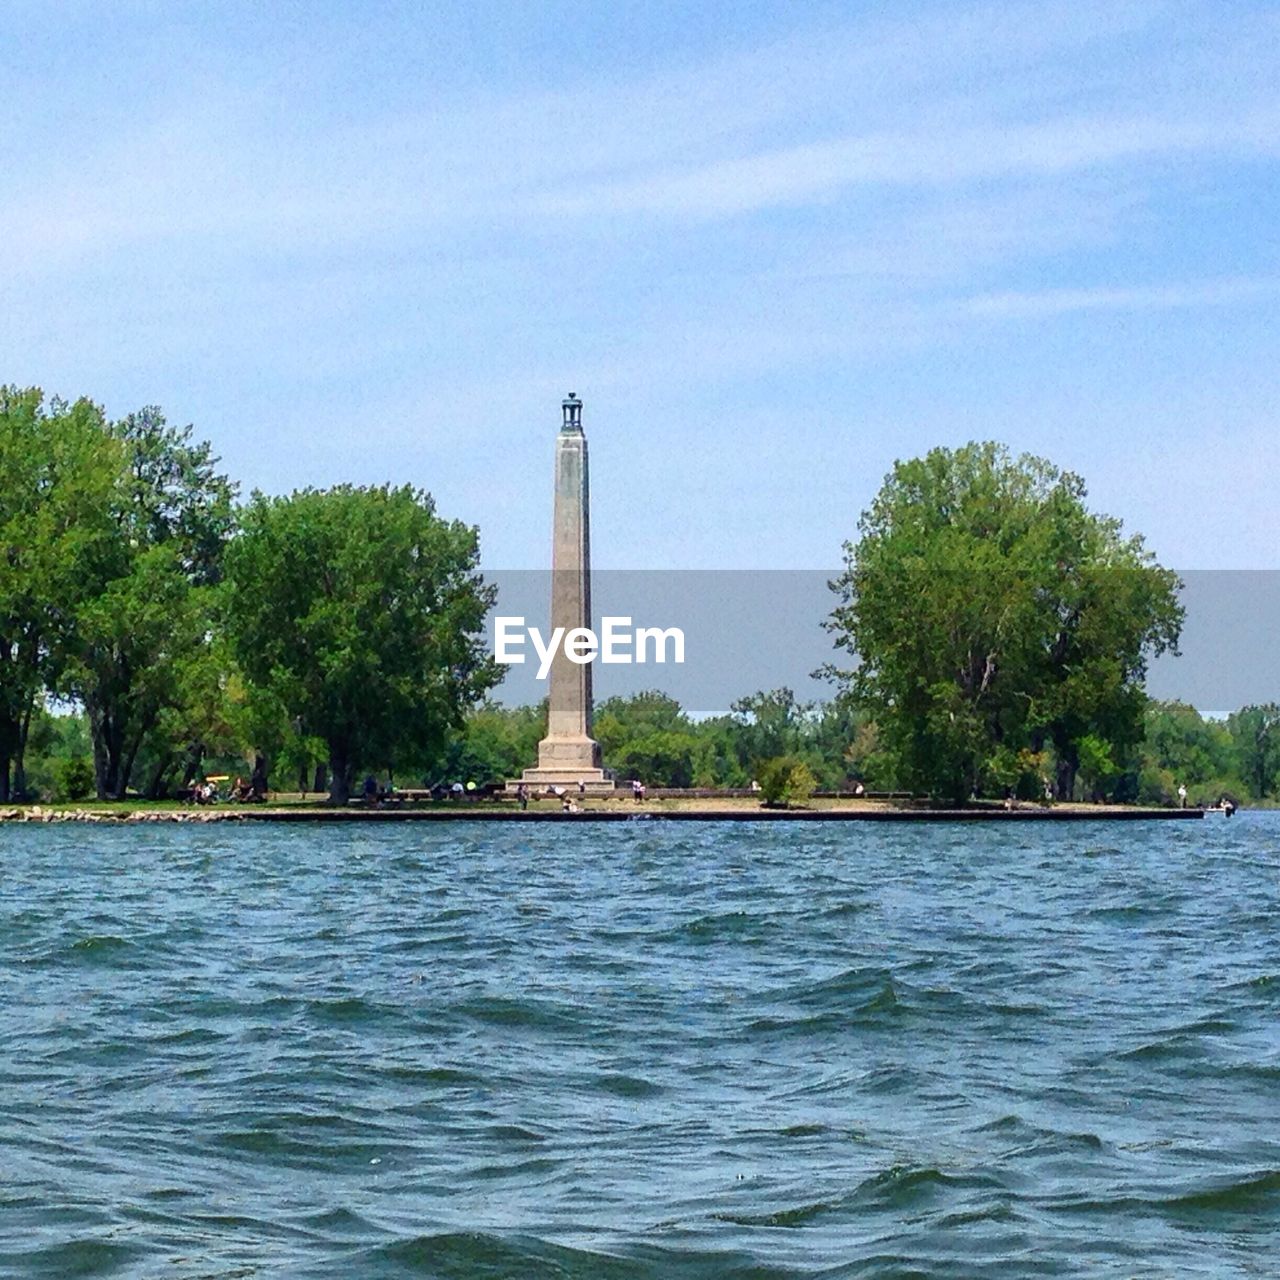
[2,815,1279,1277]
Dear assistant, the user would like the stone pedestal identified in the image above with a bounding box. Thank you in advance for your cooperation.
[514,393,614,793]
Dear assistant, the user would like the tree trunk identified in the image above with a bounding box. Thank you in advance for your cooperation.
[146,753,174,800]
[1055,754,1077,803]
[251,753,269,800]
[0,708,19,802]
[327,746,351,805]
[314,763,327,795]
[120,724,151,800]
[12,703,32,799]
[90,703,126,799]
[92,723,109,799]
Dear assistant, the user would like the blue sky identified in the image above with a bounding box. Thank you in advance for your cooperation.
[3,0,1277,569]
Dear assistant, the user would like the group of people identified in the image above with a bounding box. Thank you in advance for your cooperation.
[192,779,220,805]
[189,776,262,805]
[362,775,399,804]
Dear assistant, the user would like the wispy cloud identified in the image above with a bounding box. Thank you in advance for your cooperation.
[523,111,1275,221]
[2,0,1275,266]
[966,278,1280,319]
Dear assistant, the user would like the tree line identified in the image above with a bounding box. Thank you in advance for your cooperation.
[425,689,1279,806]
[6,387,1270,807]
[1,387,495,804]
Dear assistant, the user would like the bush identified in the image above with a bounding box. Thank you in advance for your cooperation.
[757,756,818,808]
[54,757,95,802]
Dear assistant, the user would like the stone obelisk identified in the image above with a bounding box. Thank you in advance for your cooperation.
[520,393,613,791]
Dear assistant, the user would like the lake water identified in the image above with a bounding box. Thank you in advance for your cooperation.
[2,816,1279,1277]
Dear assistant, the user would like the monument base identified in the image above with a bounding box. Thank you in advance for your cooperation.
[510,734,615,793]
[511,768,616,795]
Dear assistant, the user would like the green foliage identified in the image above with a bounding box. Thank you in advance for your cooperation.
[1134,701,1249,806]
[729,688,807,764]
[0,387,125,800]
[828,442,1184,802]
[429,701,546,785]
[20,707,92,800]
[757,755,818,808]
[111,407,236,586]
[54,756,95,801]
[222,484,499,802]
[1075,734,1118,800]
[0,390,238,800]
[612,730,705,787]
[76,409,237,798]
[1226,704,1280,801]
[70,546,222,797]
[594,692,705,786]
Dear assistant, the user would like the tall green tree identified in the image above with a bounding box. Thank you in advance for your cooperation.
[68,408,236,798]
[0,388,123,800]
[1227,703,1280,801]
[828,443,1183,802]
[222,484,499,803]
[72,547,221,797]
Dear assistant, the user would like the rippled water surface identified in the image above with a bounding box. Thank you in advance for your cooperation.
[3,816,1280,1277]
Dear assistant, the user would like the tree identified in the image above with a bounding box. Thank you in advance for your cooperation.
[222,485,499,803]
[729,688,808,765]
[428,701,546,787]
[68,408,236,798]
[1075,733,1119,801]
[594,691,702,785]
[1227,703,1280,801]
[0,388,123,800]
[1136,700,1244,806]
[828,443,1183,802]
[595,691,690,751]
[71,546,221,798]
[757,756,818,808]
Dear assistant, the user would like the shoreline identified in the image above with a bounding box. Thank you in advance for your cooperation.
[1,802,1207,825]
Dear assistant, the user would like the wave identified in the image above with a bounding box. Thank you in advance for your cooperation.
[592,1071,665,1098]
[456,994,594,1033]
[1046,1168,1280,1222]
[1164,1168,1280,1215]
[64,934,134,962]
[744,967,930,1036]
[720,1162,999,1228]
[660,909,785,944]
[1,1237,148,1276]
[340,1231,802,1280]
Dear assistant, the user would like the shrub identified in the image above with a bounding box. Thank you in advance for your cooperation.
[54,757,95,802]
[757,756,818,808]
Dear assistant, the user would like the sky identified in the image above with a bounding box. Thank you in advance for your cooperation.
[2,0,1278,570]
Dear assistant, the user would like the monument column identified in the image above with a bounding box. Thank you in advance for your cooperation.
[520,393,612,791]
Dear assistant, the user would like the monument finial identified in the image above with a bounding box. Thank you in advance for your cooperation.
[562,391,582,432]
